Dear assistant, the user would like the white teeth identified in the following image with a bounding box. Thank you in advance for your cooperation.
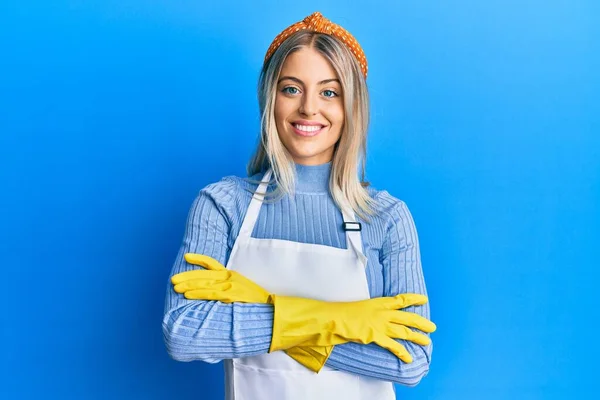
[294,124,323,132]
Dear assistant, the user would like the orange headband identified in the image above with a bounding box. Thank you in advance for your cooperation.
[264,11,368,79]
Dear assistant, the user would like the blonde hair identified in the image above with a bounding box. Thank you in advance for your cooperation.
[245,30,378,222]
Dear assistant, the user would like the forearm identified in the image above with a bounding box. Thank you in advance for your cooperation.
[326,336,432,385]
[163,294,274,362]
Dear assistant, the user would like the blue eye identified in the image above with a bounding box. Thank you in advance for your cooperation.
[282,87,299,95]
[281,86,338,98]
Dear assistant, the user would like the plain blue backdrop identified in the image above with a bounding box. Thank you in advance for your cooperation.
[1,1,598,399]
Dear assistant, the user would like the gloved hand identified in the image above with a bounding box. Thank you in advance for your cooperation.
[171,253,332,372]
[171,253,271,303]
[269,293,436,363]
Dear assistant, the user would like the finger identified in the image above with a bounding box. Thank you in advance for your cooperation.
[171,270,229,285]
[389,311,437,333]
[386,324,431,346]
[184,253,227,271]
[387,293,428,309]
[173,280,231,293]
[374,335,413,363]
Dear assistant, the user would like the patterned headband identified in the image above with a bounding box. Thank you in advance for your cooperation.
[264,11,368,79]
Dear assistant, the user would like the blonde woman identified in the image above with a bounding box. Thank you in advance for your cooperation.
[163,11,436,400]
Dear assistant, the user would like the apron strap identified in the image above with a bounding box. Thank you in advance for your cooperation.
[238,169,273,240]
[341,206,367,265]
[238,168,367,264]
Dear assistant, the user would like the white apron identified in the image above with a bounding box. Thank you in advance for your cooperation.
[224,169,395,400]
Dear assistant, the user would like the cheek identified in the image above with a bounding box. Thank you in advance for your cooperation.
[274,95,294,121]
[328,104,345,127]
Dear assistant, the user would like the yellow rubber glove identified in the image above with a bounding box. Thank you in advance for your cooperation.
[171,254,271,303]
[269,294,436,363]
[171,253,332,372]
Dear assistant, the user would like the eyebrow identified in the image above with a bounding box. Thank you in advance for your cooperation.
[278,76,340,85]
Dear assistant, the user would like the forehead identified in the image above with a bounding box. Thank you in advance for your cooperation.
[279,47,340,82]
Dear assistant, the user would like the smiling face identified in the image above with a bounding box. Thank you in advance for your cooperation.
[274,47,345,166]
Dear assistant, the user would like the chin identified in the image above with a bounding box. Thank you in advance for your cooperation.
[278,127,340,164]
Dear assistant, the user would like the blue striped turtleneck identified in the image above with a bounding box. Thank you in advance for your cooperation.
[162,161,433,386]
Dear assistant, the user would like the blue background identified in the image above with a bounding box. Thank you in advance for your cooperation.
[1,1,598,399]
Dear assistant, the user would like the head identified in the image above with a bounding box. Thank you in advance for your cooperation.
[247,25,377,219]
[274,45,345,166]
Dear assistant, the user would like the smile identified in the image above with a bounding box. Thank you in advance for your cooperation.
[291,123,326,137]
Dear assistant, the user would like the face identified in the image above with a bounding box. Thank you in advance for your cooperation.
[274,47,345,165]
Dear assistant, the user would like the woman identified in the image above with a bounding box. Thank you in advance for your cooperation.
[163,11,436,400]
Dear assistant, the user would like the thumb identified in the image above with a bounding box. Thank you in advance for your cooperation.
[184,253,227,271]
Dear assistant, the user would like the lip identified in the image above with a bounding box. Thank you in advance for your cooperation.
[290,122,326,137]
[292,119,326,126]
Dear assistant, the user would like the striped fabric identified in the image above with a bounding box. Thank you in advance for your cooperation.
[162,161,433,386]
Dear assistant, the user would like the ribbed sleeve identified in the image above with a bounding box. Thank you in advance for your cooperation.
[162,174,433,385]
[326,192,432,385]
[162,179,275,362]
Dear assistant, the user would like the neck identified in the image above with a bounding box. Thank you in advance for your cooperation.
[294,161,332,193]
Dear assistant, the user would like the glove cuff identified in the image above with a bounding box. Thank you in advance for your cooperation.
[269,295,325,352]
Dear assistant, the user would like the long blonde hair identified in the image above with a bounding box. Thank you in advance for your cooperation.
[245,30,378,222]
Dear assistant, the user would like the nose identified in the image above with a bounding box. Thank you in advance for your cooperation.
[299,91,317,116]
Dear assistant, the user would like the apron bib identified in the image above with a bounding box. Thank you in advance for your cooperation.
[224,169,395,400]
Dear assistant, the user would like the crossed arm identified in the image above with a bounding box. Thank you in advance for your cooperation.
[162,190,433,386]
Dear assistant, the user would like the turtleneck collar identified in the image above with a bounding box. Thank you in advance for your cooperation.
[294,161,331,193]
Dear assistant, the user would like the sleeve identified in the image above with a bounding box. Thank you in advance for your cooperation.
[162,178,275,363]
[324,195,433,386]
